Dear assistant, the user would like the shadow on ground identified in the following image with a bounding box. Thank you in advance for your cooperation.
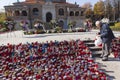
[94,56,119,80]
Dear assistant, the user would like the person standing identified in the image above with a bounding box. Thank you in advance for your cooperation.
[87,19,92,31]
[95,21,115,61]
[84,20,89,32]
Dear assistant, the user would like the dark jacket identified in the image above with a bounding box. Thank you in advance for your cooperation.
[100,23,115,43]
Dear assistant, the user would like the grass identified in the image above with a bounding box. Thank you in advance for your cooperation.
[110,22,120,31]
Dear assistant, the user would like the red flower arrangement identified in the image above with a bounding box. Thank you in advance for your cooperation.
[111,37,120,59]
[0,40,108,79]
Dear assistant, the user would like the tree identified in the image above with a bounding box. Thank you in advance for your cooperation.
[68,21,76,29]
[103,0,120,21]
[0,12,6,22]
[110,0,120,21]
[84,8,94,18]
[93,0,105,20]
[82,2,92,9]
[0,12,6,29]
[104,0,113,20]
[82,2,93,18]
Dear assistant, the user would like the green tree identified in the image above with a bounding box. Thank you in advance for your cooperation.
[93,0,105,19]
[0,12,6,22]
[0,12,6,29]
[85,8,94,18]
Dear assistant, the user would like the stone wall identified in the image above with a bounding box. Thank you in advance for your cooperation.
[4,1,85,29]
[42,2,56,22]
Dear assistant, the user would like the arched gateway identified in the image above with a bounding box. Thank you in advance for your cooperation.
[46,12,52,22]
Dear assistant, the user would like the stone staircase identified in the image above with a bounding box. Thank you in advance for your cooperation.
[83,40,102,58]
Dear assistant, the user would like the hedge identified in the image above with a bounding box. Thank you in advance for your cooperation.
[110,22,120,31]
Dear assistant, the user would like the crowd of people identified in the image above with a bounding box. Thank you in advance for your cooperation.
[0,40,108,80]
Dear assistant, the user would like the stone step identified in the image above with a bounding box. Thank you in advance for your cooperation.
[83,39,102,58]
[92,51,102,58]
[85,43,95,47]
[92,50,102,54]
[83,40,94,43]
[89,46,102,51]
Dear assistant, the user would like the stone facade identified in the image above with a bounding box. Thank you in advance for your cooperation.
[4,0,85,29]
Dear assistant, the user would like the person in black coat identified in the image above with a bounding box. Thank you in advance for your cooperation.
[95,21,115,61]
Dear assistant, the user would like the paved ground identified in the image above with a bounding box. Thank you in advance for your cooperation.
[0,30,120,80]
[0,30,119,45]
[95,56,120,80]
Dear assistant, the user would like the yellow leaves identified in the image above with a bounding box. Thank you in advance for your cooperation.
[0,12,6,22]
[93,0,105,15]
[85,8,93,16]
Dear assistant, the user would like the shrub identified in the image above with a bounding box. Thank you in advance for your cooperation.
[51,30,55,33]
[0,22,6,29]
[28,31,33,35]
[68,29,72,33]
[109,22,115,26]
[24,31,27,35]
[55,27,62,33]
[36,30,45,34]
[47,30,52,33]
[72,29,76,32]
[53,30,57,33]
[63,29,68,33]
[24,31,35,35]
[115,22,120,27]
[0,28,7,32]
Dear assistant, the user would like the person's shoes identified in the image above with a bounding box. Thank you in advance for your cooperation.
[102,57,108,61]
[108,53,110,57]
[100,54,103,58]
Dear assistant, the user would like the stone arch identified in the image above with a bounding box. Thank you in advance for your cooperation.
[81,11,84,16]
[58,20,64,28]
[32,8,39,15]
[7,10,13,16]
[22,10,27,16]
[69,11,74,16]
[58,8,64,16]
[14,10,20,16]
[75,11,79,16]
[46,12,52,22]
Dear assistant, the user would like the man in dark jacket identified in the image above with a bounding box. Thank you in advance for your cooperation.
[95,21,115,61]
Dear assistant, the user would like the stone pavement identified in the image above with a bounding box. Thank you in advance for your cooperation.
[0,30,120,80]
[95,55,120,80]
